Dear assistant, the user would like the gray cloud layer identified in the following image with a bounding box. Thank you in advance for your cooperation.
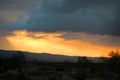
[61,32,120,47]
[1,0,120,36]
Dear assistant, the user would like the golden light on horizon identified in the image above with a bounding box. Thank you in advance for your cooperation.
[5,30,120,57]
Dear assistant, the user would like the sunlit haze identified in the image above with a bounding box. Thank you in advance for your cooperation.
[2,30,118,57]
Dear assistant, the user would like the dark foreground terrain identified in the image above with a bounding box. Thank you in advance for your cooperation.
[0,50,120,80]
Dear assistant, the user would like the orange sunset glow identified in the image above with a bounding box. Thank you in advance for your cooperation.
[1,1,120,79]
[4,30,120,57]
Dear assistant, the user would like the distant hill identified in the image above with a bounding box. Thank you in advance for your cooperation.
[0,49,102,62]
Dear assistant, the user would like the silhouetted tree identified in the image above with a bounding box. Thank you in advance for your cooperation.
[108,51,120,64]
[77,56,91,63]
[108,51,120,73]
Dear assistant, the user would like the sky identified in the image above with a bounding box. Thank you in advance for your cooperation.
[0,0,120,57]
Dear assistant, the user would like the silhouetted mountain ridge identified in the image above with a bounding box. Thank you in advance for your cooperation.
[0,49,102,62]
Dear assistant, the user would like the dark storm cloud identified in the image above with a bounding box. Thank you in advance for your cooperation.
[0,0,26,11]
[42,0,81,13]
[2,0,120,36]
[0,0,44,27]
[0,0,43,10]
[42,0,118,13]
[0,17,6,26]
